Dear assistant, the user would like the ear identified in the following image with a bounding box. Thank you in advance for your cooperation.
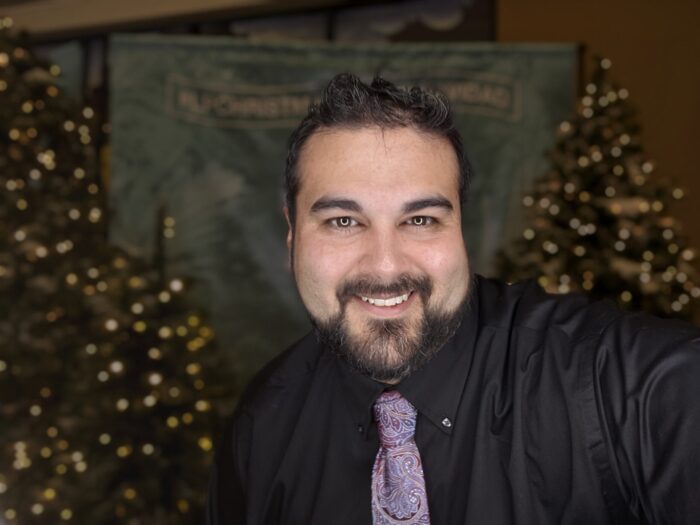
[283,206,293,267]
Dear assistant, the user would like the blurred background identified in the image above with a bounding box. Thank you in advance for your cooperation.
[0,0,698,523]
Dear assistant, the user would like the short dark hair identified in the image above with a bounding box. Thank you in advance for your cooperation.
[284,73,471,227]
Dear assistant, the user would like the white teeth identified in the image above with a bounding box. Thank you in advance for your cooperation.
[360,293,410,307]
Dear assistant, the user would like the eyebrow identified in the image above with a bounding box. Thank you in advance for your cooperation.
[309,195,454,215]
[402,196,454,214]
[310,197,363,214]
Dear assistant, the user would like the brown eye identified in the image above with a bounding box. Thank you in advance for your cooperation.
[409,216,433,227]
[331,217,357,228]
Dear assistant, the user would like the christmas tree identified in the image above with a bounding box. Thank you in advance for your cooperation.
[0,19,233,524]
[496,57,700,322]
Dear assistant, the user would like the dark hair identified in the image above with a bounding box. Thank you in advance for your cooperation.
[284,73,471,227]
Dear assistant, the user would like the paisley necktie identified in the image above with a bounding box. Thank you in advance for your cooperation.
[371,390,431,524]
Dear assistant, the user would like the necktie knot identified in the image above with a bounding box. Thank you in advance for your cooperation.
[373,390,417,448]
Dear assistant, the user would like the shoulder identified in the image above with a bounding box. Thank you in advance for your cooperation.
[475,274,700,349]
[235,330,322,418]
[474,274,621,344]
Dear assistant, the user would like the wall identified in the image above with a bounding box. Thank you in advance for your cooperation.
[498,0,700,247]
[2,0,346,38]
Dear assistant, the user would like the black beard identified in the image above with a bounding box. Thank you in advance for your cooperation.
[312,274,469,383]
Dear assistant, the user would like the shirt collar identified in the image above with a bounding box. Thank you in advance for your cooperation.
[335,352,386,439]
[334,275,481,438]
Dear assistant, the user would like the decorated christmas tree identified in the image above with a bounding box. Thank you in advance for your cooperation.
[496,57,700,322]
[0,19,233,524]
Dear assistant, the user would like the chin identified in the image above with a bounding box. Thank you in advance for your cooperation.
[315,298,467,383]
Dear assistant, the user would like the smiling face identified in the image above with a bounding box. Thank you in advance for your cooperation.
[286,126,471,383]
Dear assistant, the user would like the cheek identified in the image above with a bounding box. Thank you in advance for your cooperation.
[293,235,357,308]
[414,240,469,299]
[416,238,467,274]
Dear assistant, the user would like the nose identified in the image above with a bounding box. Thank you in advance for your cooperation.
[358,226,408,280]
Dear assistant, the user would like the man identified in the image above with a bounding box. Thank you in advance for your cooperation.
[208,74,700,524]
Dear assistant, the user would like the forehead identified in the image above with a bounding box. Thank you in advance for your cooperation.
[296,126,460,206]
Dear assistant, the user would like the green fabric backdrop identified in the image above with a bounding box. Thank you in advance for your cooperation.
[109,35,576,382]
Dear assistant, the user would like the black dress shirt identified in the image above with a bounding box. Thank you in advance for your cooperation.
[207,275,700,524]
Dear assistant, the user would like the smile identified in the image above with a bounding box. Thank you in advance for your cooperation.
[358,292,411,307]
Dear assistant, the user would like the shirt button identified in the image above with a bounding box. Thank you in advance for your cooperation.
[441,418,452,428]
[357,425,364,433]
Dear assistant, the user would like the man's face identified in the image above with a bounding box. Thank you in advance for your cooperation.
[286,126,471,383]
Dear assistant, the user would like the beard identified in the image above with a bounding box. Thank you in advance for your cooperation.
[311,273,470,383]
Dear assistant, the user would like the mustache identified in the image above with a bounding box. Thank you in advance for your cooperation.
[336,274,433,304]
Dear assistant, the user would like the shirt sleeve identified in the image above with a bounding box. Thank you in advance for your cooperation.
[594,313,700,524]
[206,409,252,525]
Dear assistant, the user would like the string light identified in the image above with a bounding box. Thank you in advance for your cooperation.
[195,400,211,412]
[131,302,144,314]
[198,436,213,451]
[186,363,202,375]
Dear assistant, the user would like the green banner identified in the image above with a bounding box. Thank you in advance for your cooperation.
[39,40,84,102]
[109,35,576,382]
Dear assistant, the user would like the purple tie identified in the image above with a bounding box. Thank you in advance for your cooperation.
[371,390,431,525]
